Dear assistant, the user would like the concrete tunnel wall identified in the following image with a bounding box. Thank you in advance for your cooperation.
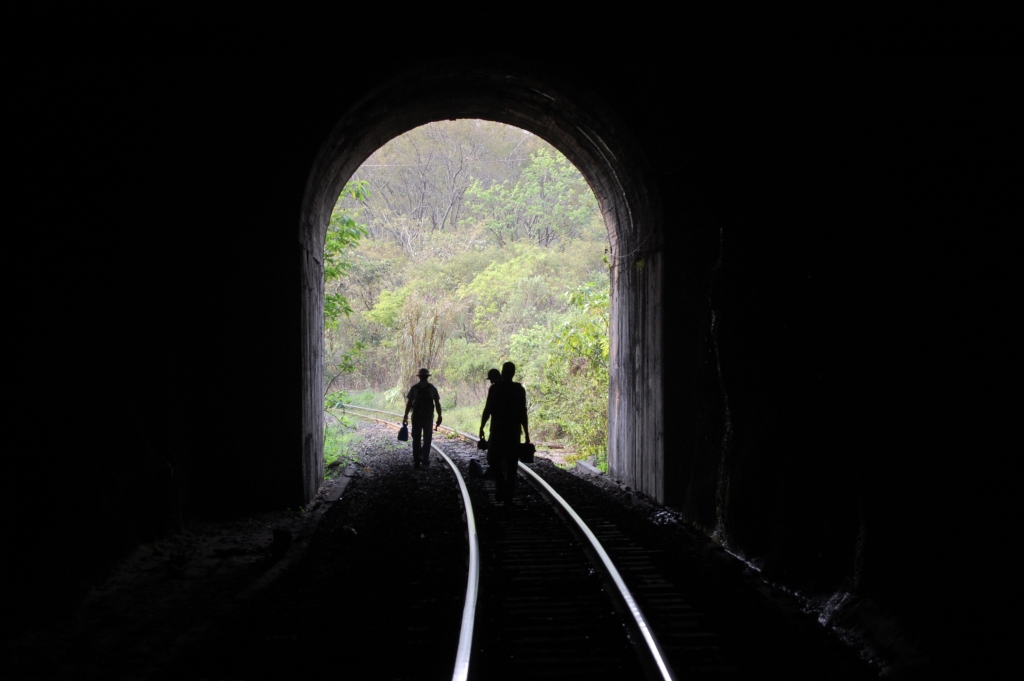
[9,53,978,666]
[298,61,666,506]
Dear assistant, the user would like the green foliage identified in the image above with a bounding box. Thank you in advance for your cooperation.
[323,182,371,465]
[460,244,604,349]
[365,289,406,329]
[534,283,611,468]
[508,324,551,387]
[382,385,405,407]
[390,285,466,384]
[343,388,382,407]
[324,180,370,330]
[326,120,612,465]
[559,283,610,367]
[323,415,361,477]
[461,148,601,247]
[442,403,492,438]
[444,337,489,380]
[463,260,551,342]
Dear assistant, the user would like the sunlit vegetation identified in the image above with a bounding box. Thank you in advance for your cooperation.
[323,414,361,478]
[324,120,610,469]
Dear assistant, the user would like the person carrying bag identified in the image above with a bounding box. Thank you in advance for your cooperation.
[402,368,442,468]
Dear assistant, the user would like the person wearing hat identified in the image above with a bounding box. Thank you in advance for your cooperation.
[403,368,442,468]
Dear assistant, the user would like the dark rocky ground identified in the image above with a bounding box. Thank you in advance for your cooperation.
[3,422,892,679]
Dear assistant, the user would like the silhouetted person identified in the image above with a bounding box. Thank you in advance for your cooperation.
[403,368,442,469]
[479,361,530,502]
[482,368,502,478]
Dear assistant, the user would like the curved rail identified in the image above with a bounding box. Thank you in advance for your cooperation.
[337,402,471,439]
[439,443,478,681]
[341,402,676,681]
[516,464,676,681]
[339,408,478,681]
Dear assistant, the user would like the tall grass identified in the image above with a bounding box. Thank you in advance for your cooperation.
[323,414,362,477]
[343,388,484,433]
[343,388,383,408]
[442,403,487,437]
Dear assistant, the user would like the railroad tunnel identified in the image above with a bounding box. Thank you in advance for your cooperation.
[297,63,666,507]
[9,49,977,673]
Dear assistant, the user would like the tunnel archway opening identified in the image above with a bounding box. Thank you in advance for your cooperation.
[299,61,666,505]
[322,119,613,470]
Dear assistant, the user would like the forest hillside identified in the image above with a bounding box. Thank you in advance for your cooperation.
[325,120,611,467]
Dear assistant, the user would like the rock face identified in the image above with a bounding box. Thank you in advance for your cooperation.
[11,43,977,672]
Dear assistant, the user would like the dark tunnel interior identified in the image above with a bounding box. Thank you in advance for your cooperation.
[7,43,992,676]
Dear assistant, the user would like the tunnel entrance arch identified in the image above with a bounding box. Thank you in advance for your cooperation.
[299,61,666,504]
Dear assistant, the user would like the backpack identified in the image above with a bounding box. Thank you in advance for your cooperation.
[412,383,435,411]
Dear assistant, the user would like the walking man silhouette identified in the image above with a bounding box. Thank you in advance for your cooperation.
[479,361,530,502]
[403,368,442,469]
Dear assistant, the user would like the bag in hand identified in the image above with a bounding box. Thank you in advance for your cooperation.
[519,442,536,464]
[397,424,409,441]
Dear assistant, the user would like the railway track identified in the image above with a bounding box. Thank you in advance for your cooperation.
[340,403,677,681]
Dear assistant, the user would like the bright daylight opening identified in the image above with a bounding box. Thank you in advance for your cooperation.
[322,120,611,475]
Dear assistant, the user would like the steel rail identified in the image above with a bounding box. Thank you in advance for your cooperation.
[336,403,406,418]
[339,409,479,681]
[340,403,472,440]
[515,463,676,681]
[435,442,478,681]
[341,402,677,681]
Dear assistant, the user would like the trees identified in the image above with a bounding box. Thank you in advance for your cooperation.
[335,122,604,251]
[327,120,611,462]
[324,180,370,330]
[534,283,611,468]
[324,180,369,409]
[461,148,601,247]
[346,120,544,250]
[323,180,371,472]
